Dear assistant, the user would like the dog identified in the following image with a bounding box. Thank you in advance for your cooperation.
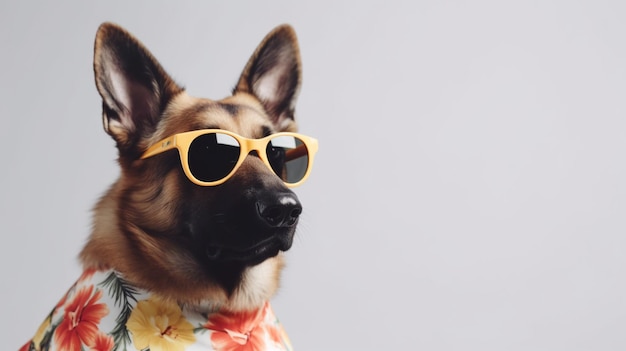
[20,22,317,351]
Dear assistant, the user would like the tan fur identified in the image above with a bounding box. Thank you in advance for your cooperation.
[81,23,303,312]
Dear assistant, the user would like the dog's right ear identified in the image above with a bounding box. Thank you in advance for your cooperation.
[93,23,182,154]
[234,25,301,132]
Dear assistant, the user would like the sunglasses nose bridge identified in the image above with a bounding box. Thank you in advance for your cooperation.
[240,138,268,160]
[238,139,278,179]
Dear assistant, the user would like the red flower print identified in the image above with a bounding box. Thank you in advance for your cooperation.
[205,302,274,351]
[78,269,97,284]
[91,332,115,351]
[262,304,282,344]
[54,270,97,311]
[53,285,109,351]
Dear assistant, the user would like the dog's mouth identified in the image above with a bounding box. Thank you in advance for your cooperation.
[189,192,300,267]
[203,235,291,265]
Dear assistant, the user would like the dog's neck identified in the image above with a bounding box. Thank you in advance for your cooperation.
[192,258,286,313]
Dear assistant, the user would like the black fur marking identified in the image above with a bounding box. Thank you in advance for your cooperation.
[185,102,215,116]
[208,262,247,295]
[219,103,240,116]
[261,126,274,138]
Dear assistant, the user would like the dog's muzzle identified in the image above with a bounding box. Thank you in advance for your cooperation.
[195,190,302,266]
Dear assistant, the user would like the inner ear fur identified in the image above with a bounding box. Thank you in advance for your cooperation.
[235,24,302,131]
[93,22,183,153]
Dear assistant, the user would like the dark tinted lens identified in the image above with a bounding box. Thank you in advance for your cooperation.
[266,136,309,184]
[188,133,240,182]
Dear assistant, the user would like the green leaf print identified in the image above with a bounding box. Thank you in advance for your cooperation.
[99,272,139,351]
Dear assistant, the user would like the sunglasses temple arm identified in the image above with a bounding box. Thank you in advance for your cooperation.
[140,136,178,159]
[284,144,308,161]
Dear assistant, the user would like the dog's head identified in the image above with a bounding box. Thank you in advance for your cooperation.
[82,23,313,309]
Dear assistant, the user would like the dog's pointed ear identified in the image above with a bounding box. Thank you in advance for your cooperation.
[93,23,183,153]
[234,25,302,131]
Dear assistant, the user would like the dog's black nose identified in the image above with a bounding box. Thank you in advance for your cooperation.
[257,193,302,227]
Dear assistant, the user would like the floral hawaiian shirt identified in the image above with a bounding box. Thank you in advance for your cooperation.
[20,269,294,351]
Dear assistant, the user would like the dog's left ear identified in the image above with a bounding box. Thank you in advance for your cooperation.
[235,25,302,131]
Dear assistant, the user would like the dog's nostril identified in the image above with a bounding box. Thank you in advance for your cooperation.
[285,208,301,226]
[257,194,302,227]
[289,208,302,219]
[263,206,284,226]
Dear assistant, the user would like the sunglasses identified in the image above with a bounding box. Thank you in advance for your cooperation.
[141,129,319,187]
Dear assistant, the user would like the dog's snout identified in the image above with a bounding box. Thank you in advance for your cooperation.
[257,193,302,227]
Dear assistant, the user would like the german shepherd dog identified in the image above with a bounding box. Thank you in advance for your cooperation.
[21,23,316,351]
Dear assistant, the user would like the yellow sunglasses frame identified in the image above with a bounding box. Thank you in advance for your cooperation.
[140,129,319,187]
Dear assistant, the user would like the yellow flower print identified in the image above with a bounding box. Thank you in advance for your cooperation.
[126,298,196,351]
[32,315,51,350]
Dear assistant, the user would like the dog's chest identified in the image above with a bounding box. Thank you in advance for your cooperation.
[21,270,293,351]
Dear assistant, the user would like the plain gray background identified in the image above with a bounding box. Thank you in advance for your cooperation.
[2,1,626,350]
